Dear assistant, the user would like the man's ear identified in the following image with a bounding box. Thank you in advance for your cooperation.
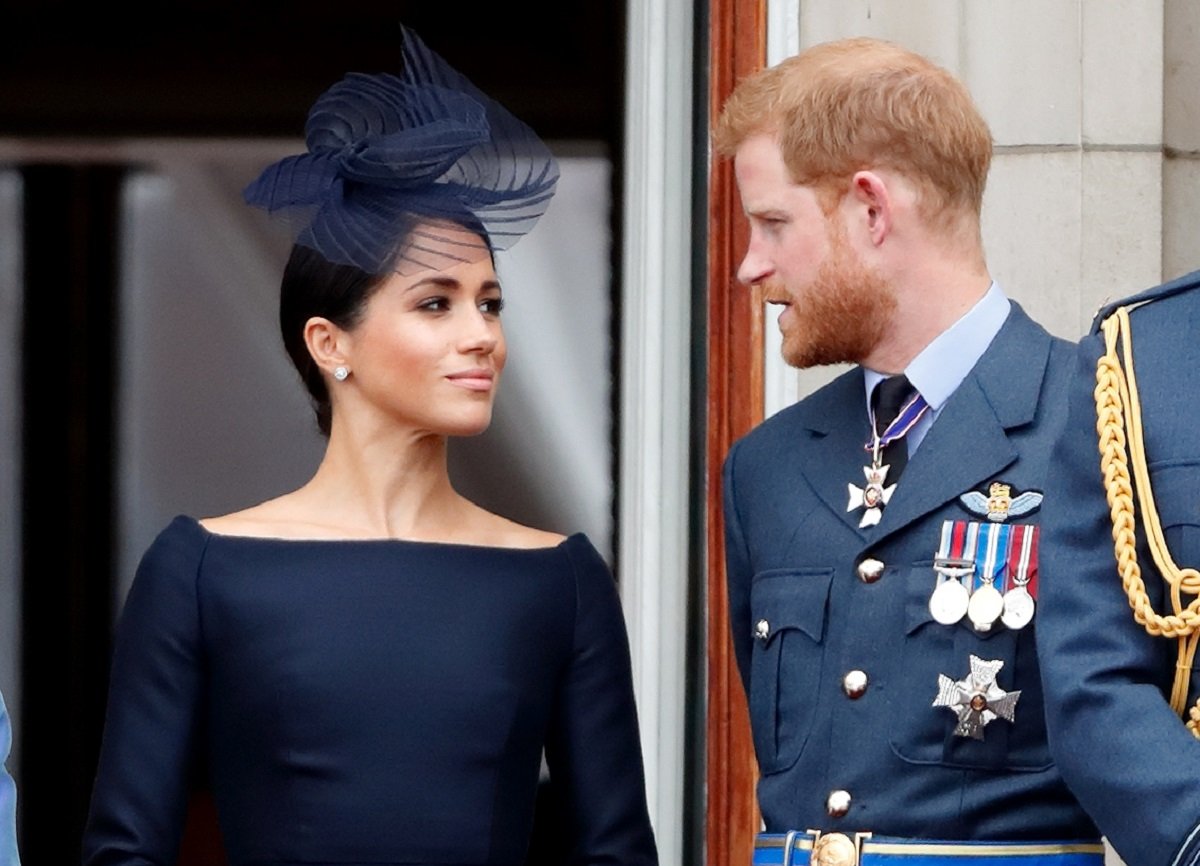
[849,170,894,246]
[303,316,351,376]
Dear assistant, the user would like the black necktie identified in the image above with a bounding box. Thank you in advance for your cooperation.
[871,374,916,484]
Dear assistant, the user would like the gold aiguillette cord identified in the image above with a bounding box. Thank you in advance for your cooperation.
[1096,306,1200,735]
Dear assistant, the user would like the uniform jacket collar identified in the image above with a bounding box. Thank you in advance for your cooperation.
[791,302,1052,542]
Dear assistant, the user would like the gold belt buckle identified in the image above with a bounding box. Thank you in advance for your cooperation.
[807,830,871,866]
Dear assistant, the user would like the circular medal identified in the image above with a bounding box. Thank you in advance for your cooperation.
[1001,587,1036,630]
[968,584,1004,631]
[929,579,970,625]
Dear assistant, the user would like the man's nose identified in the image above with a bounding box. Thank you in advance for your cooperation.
[736,245,772,286]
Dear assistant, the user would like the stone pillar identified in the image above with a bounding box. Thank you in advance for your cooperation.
[1164,0,1200,280]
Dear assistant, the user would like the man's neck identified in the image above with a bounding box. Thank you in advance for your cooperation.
[863,252,992,373]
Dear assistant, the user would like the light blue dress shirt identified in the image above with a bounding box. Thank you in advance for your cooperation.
[0,690,18,866]
[864,281,1011,455]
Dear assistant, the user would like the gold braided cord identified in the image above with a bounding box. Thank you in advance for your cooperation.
[1096,306,1200,734]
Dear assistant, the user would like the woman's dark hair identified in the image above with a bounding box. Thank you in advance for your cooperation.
[279,243,385,436]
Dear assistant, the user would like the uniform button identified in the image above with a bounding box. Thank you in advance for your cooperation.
[842,670,868,699]
[826,789,852,818]
[754,619,770,641]
[857,558,885,583]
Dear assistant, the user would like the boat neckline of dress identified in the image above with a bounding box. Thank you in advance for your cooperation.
[178,514,583,552]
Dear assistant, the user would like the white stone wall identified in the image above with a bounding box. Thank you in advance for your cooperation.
[790,0,1197,342]
[1164,0,1200,280]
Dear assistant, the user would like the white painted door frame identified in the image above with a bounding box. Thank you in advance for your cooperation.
[620,1,694,863]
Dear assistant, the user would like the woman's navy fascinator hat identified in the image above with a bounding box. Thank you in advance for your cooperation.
[243,26,560,275]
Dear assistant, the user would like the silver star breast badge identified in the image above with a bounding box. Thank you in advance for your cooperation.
[847,464,896,528]
[932,654,1021,740]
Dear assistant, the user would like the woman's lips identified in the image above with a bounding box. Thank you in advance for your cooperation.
[446,369,496,391]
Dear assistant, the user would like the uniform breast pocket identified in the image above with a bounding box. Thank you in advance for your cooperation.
[1147,461,1200,704]
[748,567,834,775]
[887,562,1052,771]
[1149,461,1200,565]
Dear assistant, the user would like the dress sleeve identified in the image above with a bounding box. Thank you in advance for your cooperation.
[0,691,19,866]
[543,537,658,866]
[1039,336,1200,866]
[82,518,209,866]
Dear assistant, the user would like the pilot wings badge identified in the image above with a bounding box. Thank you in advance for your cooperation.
[959,482,1043,523]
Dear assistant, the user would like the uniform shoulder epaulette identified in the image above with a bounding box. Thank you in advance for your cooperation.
[1090,268,1200,334]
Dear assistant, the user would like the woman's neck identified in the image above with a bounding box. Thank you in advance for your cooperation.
[297,419,471,539]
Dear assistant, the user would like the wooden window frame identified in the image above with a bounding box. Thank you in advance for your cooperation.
[705,2,767,865]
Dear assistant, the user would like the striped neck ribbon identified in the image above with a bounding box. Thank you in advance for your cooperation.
[863,390,931,452]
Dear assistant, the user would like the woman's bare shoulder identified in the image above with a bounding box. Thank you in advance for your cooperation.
[198,494,330,540]
[473,508,567,550]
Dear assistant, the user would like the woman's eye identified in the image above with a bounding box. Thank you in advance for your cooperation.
[480,297,505,316]
[417,297,450,312]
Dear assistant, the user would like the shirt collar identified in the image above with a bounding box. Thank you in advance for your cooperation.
[864,281,1011,411]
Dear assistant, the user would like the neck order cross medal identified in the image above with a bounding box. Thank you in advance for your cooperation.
[847,390,930,528]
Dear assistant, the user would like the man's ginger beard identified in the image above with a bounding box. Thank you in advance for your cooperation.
[768,219,898,369]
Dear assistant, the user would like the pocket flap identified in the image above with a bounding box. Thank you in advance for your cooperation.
[750,568,835,645]
[905,561,937,635]
[1149,461,1200,529]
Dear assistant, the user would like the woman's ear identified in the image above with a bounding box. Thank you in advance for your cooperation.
[303,317,351,379]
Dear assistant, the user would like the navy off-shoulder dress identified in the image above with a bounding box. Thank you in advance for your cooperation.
[83,516,657,866]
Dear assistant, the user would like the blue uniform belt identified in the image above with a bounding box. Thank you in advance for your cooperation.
[754,832,1105,866]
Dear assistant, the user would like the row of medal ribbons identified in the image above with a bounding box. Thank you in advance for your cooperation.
[929,520,1038,632]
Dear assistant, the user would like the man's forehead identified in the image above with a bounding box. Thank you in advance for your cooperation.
[734,138,790,191]
[734,131,785,166]
[734,143,819,210]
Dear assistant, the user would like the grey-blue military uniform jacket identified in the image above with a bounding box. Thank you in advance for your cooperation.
[1039,269,1200,866]
[724,301,1098,841]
